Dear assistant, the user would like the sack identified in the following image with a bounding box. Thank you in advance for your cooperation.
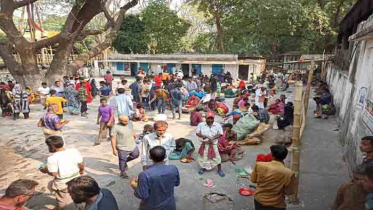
[232,114,260,140]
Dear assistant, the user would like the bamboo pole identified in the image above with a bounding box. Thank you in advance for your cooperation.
[304,61,315,112]
[289,81,303,204]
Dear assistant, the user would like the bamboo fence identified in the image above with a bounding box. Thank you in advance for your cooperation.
[289,61,315,204]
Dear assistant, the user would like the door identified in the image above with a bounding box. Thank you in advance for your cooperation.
[212,64,223,75]
[130,62,138,76]
[239,65,249,80]
[140,63,149,73]
[192,64,202,75]
[167,63,176,73]
[117,62,124,71]
[181,64,190,78]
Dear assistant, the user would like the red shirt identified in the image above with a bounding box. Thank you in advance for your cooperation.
[75,82,93,103]
[154,76,162,87]
[104,74,114,83]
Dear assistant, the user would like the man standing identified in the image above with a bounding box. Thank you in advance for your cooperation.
[196,111,225,177]
[112,88,135,118]
[37,82,50,106]
[104,71,114,90]
[0,179,39,210]
[130,77,142,103]
[95,98,114,146]
[251,145,297,210]
[40,136,84,210]
[45,90,68,119]
[210,74,218,97]
[51,80,65,97]
[255,86,266,109]
[154,73,163,87]
[75,77,93,103]
[77,82,89,117]
[111,115,138,178]
[170,84,183,120]
[142,121,175,170]
[67,176,119,210]
[132,146,180,210]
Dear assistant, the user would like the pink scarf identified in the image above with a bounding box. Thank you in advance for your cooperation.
[198,142,216,159]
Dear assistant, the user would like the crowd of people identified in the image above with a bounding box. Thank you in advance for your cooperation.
[0,68,349,210]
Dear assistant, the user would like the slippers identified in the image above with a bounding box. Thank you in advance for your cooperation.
[198,168,205,175]
[217,170,225,177]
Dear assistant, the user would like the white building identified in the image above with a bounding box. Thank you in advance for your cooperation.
[94,54,266,81]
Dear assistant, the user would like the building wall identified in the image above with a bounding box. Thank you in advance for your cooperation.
[326,18,373,173]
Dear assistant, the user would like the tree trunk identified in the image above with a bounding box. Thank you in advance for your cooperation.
[215,15,225,53]
[45,39,75,83]
[0,0,138,88]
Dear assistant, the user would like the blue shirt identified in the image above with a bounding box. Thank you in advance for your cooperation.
[111,94,134,117]
[99,86,111,96]
[170,88,182,107]
[135,164,180,210]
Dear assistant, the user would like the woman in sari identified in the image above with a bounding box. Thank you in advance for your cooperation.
[64,83,80,115]
[205,99,218,112]
[218,124,239,162]
[11,84,30,120]
[267,99,285,115]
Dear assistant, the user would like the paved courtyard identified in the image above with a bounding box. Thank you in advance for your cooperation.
[0,79,349,210]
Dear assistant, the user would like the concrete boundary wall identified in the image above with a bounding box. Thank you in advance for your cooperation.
[327,17,373,174]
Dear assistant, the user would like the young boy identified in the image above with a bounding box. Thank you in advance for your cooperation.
[99,81,112,99]
[45,89,68,119]
[111,115,138,179]
[136,124,154,145]
[133,103,146,121]
[95,98,114,146]
[78,82,88,117]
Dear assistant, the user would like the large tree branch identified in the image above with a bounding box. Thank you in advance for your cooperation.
[67,0,139,72]
[76,29,104,41]
[0,44,23,75]
[33,34,61,49]
[102,3,115,26]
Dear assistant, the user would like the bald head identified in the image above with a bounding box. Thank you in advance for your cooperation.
[118,115,129,125]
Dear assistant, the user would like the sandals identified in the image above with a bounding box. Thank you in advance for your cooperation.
[217,170,225,177]
[198,168,205,175]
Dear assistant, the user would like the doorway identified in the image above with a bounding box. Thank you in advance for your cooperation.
[181,64,190,78]
[239,65,249,80]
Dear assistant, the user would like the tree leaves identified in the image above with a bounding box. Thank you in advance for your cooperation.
[141,0,191,54]
[113,14,148,54]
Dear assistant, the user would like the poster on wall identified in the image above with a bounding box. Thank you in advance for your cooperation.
[362,98,373,134]
[356,87,368,110]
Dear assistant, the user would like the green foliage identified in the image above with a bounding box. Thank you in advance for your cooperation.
[189,0,356,57]
[141,1,191,54]
[43,15,67,31]
[113,15,148,54]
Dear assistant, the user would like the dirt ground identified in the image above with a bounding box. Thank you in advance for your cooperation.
[0,79,348,210]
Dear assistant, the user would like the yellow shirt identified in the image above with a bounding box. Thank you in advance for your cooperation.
[45,96,68,114]
[162,73,170,81]
[251,160,297,208]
